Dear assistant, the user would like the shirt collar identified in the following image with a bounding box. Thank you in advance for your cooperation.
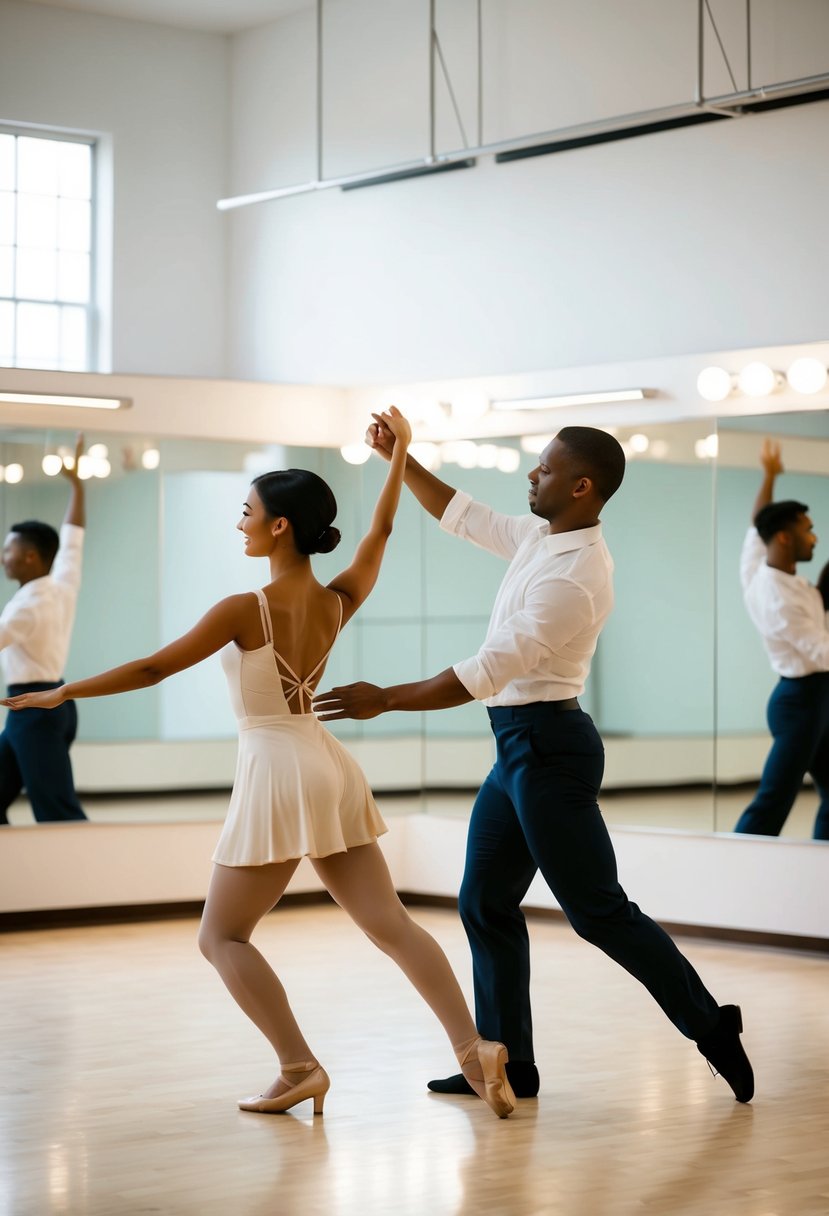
[538,522,603,555]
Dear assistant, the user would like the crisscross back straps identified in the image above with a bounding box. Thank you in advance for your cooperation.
[256,589,344,713]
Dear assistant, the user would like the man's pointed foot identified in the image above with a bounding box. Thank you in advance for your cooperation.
[696,1004,754,1103]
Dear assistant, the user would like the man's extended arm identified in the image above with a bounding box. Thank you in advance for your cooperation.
[750,437,782,524]
[61,434,86,528]
[314,668,473,720]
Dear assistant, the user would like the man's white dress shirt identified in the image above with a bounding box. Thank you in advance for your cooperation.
[740,527,829,677]
[0,524,84,684]
[440,491,614,705]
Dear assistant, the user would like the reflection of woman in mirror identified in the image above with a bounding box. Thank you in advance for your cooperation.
[735,438,829,840]
[0,434,88,824]
[2,408,514,1121]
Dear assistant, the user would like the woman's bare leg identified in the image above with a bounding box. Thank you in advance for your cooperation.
[199,860,317,1097]
[312,843,478,1052]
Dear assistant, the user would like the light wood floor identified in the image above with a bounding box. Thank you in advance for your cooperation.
[2,907,828,1216]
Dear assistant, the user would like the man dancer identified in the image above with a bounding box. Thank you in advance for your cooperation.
[0,435,88,823]
[315,421,753,1103]
[735,438,829,840]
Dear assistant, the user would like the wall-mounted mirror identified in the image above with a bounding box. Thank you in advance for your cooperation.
[714,410,829,840]
[1,416,720,836]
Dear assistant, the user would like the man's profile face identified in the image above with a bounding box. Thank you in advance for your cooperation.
[791,513,817,563]
[1,534,31,582]
[527,438,587,522]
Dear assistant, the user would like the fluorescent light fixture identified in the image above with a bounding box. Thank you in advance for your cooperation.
[0,392,130,410]
[491,389,653,411]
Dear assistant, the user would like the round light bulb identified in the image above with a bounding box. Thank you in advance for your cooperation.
[42,454,64,476]
[696,366,733,402]
[495,448,521,474]
[694,434,719,460]
[77,455,94,480]
[4,463,24,484]
[786,357,828,395]
[737,361,778,398]
[520,434,554,454]
[629,433,650,453]
[340,443,371,466]
[408,442,441,470]
[88,443,109,459]
[476,444,499,469]
[141,448,161,470]
[92,457,111,478]
[650,439,669,459]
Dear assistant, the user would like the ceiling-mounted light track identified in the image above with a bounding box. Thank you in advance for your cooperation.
[491,389,655,412]
[0,392,130,410]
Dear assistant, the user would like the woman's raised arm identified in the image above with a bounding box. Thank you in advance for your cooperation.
[327,407,411,619]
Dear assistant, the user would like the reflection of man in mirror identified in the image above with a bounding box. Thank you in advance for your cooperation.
[0,435,88,824]
[315,422,754,1106]
[735,438,829,840]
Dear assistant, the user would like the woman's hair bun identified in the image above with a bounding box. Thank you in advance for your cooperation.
[313,525,341,555]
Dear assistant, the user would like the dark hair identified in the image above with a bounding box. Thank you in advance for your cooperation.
[252,469,341,555]
[754,500,809,544]
[10,520,60,567]
[556,426,626,503]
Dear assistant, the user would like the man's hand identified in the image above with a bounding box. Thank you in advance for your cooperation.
[366,409,398,463]
[1,687,67,711]
[760,438,783,478]
[313,682,389,721]
[59,433,85,484]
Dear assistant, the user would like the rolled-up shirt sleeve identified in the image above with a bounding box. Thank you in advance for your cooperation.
[440,490,538,561]
[51,523,84,591]
[453,577,595,700]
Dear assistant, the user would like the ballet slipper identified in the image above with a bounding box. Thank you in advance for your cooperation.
[454,1036,516,1118]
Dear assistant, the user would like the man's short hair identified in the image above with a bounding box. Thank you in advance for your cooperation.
[9,521,60,568]
[556,426,626,503]
[754,500,809,544]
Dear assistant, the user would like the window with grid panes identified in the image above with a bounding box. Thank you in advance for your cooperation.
[0,130,95,371]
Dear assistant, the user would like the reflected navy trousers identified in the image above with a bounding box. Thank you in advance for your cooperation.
[0,682,87,823]
[459,703,720,1062]
[734,672,829,841]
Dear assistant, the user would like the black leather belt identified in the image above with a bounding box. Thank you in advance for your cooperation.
[549,697,579,711]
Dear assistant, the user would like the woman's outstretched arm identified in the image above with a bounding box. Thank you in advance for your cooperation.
[327,407,412,618]
[1,595,249,711]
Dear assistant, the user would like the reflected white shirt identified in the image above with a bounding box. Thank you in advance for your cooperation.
[440,491,614,705]
[740,527,829,677]
[0,524,84,684]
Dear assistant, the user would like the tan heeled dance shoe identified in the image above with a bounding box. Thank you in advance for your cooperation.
[238,1061,330,1115]
[457,1037,516,1118]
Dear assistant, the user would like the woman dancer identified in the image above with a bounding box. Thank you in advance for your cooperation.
[3,408,514,1119]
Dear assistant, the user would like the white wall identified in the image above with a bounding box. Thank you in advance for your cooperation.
[0,0,228,376]
[226,2,829,385]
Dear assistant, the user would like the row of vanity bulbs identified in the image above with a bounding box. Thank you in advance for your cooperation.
[697,356,828,402]
[341,439,522,473]
[0,443,161,484]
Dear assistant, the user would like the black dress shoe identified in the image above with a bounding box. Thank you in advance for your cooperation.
[428,1060,540,1098]
[696,1004,754,1103]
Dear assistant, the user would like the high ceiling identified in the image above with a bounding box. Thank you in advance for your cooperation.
[22,0,312,35]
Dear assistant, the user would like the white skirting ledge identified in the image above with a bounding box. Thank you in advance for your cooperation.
[1,814,826,942]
